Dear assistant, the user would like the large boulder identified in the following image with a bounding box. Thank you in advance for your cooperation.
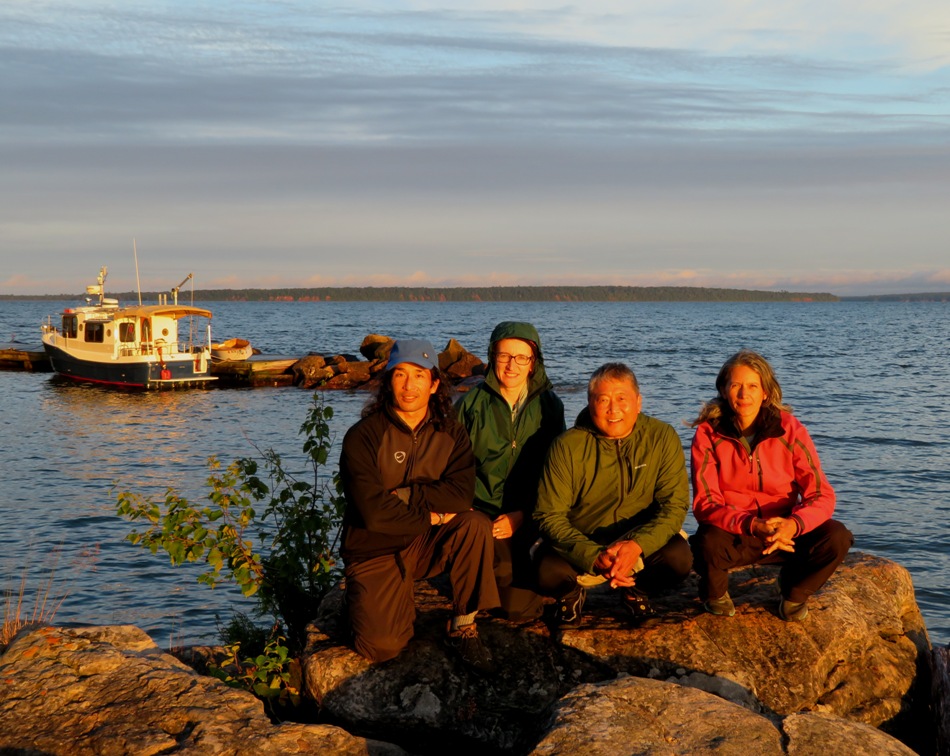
[302,552,934,753]
[530,676,916,755]
[0,624,405,755]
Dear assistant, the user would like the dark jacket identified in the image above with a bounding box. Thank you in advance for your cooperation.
[455,321,565,517]
[534,407,689,574]
[340,405,476,562]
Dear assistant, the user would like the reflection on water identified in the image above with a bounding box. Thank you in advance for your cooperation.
[2,299,949,647]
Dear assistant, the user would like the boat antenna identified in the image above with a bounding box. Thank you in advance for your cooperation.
[133,238,142,305]
[171,273,193,306]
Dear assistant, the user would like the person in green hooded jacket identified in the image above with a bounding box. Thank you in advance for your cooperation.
[456,321,566,622]
[534,362,692,626]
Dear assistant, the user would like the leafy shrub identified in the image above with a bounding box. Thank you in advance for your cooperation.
[116,393,346,653]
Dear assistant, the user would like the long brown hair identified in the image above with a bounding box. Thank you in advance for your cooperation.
[691,350,791,427]
[363,368,459,431]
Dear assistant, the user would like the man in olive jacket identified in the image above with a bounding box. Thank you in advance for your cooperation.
[534,362,692,626]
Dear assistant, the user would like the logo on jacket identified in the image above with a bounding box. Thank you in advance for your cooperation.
[394,451,407,464]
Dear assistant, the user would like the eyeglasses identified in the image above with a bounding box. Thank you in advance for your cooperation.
[494,352,534,366]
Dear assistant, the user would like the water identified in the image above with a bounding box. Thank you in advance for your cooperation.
[2,299,948,648]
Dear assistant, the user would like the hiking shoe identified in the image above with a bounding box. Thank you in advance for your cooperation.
[621,586,659,625]
[555,585,586,627]
[704,593,736,617]
[445,622,495,675]
[778,599,808,622]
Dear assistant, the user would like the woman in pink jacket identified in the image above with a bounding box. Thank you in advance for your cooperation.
[689,350,852,621]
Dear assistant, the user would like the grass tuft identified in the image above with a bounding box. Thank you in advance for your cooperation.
[2,548,68,651]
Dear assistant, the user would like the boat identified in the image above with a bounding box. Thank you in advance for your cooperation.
[41,266,217,389]
[210,337,253,362]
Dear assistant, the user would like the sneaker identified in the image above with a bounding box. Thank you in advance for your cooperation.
[621,586,659,625]
[555,585,586,627]
[704,593,736,617]
[445,622,496,675]
[778,598,808,622]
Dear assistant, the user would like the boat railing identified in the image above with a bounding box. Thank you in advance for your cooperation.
[117,341,208,358]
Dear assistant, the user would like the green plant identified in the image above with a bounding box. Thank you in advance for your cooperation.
[115,393,346,652]
[209,631,303,717]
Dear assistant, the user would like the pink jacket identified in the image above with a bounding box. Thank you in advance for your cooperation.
[691,409,835,537]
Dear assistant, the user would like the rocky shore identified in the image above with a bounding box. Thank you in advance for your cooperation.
[1,552,946,754]
[289,334,485,390]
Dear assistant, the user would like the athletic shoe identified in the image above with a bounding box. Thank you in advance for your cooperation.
[704,593,736,617]
[445,622,496,675]
[555,585,586,627]
[621,586,659,625]
[778,598,808,622]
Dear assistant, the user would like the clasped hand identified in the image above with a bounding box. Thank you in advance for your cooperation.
[593,539,642,588]
[753,516,797,554]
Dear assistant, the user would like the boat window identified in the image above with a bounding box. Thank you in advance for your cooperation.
[84,322,105,343]
[62,315,78,339]
[142,319,151,342]
[118,322,136,342]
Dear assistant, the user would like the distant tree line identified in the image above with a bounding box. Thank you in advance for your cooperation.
[839,292,950,303]
[2,285,840,302]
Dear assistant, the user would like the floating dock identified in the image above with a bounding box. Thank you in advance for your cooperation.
[0,346,52,372]
[209,355,299,387]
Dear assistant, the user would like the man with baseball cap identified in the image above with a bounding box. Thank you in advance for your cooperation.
[339,338,499,673]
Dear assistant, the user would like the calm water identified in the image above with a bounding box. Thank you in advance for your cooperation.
[1,300,948,647]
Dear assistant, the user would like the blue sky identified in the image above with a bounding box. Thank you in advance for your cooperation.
[2,1,949,296]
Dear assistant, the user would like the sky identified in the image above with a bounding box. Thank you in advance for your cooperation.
[2,1,949,296]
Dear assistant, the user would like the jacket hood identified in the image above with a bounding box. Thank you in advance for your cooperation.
[488,321,544,360]
[484,321,552,399]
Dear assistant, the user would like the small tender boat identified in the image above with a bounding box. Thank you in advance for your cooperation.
[210,337,253,362]
[41,266,216,389]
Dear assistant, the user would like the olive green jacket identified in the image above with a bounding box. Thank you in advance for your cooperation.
[456,321,565,517]
[534,407,689,574]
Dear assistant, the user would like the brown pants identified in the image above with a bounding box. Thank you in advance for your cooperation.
[344,510,500,663]
[690,520,853,604]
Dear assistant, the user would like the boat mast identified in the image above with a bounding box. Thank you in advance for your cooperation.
[133,238,142,306]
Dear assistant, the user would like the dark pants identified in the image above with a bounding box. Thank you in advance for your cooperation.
[344,510,500,663]
[689,520,853,604]
[492,522,545,622]
[536,533,694,599]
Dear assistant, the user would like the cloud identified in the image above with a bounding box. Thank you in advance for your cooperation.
[2,2,949,296]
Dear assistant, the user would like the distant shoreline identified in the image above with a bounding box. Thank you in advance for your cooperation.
[2,285,948,303]
[1,285,839,302]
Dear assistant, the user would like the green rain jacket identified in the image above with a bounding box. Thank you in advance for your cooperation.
[456,321,565,517]
[534,406,689,574]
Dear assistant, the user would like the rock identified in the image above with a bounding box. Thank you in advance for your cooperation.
[360,334,394,362]
[557,552,932,750]
[438,338,470,371]
[933,644,950,754]
[530,676,916,755]
[531,675,784,754]
[443,352,484,381]
[782,711,917,755]
[303,583,613,753]
[0,624,406,755]
[291,354,333,388]
[302,552,933,753]
[322,361,374,389]
[437,339,484,380]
